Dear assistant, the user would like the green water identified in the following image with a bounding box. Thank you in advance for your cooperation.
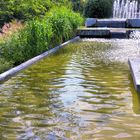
[0,40,140,140]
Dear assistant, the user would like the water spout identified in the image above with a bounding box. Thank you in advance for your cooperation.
[113,0,140,19]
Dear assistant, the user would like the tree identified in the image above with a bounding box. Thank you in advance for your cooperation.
[84,0,113,18]
[71,0,86,14]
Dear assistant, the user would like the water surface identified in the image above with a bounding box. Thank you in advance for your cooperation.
[0,39,140,140]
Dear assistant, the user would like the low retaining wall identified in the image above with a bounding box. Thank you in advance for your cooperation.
[110,31,126,38]
[0,36,80,83]
[77,28,110,38]
[77,28,140,39]
[83,18,140,38]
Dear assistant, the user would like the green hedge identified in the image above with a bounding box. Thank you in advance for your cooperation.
[0,7,83,70]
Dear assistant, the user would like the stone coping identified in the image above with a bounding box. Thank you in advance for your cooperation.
[129,58,140,92]
[0,36,80,83]
[77,29,110,38]
[98,18,126,21]
[79,27,140,30]
[85,18,140,28]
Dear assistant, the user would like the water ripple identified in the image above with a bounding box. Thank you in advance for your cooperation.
[0,40,140,139]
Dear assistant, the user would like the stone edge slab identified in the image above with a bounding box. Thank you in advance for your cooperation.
[126,19,140,28]
[128,58,140,92]
[77,29,110,38]
[0,36,80,83]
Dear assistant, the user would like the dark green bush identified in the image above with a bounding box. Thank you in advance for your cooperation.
[84,0,113,18]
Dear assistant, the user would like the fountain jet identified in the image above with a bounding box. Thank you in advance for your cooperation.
[113,0,140,19]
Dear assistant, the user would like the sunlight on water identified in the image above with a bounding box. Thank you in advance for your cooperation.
[0,40,140,139]
[130,31,140,40]
[83,38,140,63]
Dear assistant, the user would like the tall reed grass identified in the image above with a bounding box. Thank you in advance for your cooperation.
[46,7,83,45]
[1,20,52,64]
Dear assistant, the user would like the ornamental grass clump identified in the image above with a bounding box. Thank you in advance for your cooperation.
[45,7,83,45]
[1,19,52,64]
[0,58,13,73]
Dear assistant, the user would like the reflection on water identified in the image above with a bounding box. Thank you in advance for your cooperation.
[0,40,140,139]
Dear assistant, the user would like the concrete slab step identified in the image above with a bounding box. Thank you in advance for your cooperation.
[126,19,140,28]
[110,29,126,38]
[77,28,140,38]
[77,28,110,38]
[110,32,126,38]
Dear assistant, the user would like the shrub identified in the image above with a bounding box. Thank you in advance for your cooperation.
[0,0,52,22]
[71,0,86,14]
[0,58,13,73]
[84,0,113,18]
[1,19,52,64]
[0,0,72,26]
[45,7,83,45]
[1,7,83,66]
[13,0,52,20]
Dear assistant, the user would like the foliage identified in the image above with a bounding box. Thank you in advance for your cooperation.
[1,7,83,67]
[1,20,52,64]
[84,0,113,18]
[0,58,13,73]
[71,0,86,14]
[0,0,83,73]
[45,7,83,45]
[0,0,72,26]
